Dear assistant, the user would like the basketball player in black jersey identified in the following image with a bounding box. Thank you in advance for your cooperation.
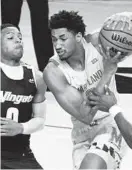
[0,23,46,169]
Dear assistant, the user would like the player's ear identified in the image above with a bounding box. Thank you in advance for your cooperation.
[75,32,83,42]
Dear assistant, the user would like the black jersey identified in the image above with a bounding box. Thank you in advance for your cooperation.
[1,64,37,153]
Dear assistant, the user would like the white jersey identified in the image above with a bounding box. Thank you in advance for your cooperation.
[50,38,119,143]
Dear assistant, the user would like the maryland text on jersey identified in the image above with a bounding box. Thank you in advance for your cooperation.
[0,91,34,104]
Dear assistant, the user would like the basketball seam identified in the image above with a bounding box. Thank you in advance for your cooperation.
[100,32,132,51]
[103,28,132,37]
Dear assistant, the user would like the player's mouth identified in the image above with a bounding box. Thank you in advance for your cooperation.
[15,44,23,49]
[57,50,65,56]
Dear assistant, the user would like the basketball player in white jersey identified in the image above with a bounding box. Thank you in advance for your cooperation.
[43,11,131,169]
[88,86,132,149]
[1,23,46,169]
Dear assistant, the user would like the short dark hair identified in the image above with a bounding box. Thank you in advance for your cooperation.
[50,10,86,36]
[1,23,20,31]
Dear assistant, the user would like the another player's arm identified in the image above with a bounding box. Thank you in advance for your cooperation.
[89,87,132,149]
[115,113,132,149]
[44,62,99,125]
[21,69,47,134]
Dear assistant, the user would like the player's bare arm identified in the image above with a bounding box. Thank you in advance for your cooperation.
[43,62,98,125]
[21,69,47,134]
[44,53,121,125]
[114,113,132,149]
[89,87,132,149]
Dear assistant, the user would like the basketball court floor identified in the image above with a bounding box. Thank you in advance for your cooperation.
[19,1,132,169]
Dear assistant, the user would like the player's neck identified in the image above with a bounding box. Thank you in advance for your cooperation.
[66,46,85,71]
[1,58,20,66]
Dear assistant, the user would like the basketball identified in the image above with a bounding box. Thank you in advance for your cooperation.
[99,21,132,57]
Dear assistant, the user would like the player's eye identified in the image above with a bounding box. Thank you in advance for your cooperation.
[7,36,13,40]
[61,38,67,41]
[6,33,14,40]
[18,36,22,40]
[17,33,22,40]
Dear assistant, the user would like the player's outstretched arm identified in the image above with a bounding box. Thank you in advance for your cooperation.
[89,87,132,149]
[43,62,98,125]
[115,113,132,149]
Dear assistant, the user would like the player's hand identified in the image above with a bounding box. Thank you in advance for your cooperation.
[88,86,117,112]
[0,117,23,136]
[104,12,132,30]
[99,45,123,74]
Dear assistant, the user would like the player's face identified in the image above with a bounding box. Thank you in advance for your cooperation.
[51,28,77,60]
[1,27,23,61]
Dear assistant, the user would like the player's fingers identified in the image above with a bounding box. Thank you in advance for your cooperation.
[91,105,99,113]
[0,128,8,133]
[0,124,10,130]
[112,21,118,30]
[104,14,118,27]
[105,20,113,28]
[89,95,100,102]
[98,44,103,54]
[113,51,121,62]
[121,20,126,31]
[99,44,106,59]
[89,101,99,106]
[0,117,7,121]
[0,119,9,125]
[0,117,10,122]
[104,85,111,95]
[106,46,111,59]
[92,89,101,96]
[128,20,132,30]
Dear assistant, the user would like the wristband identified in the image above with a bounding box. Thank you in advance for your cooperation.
[109,104,122,118]
[21,123,29,134]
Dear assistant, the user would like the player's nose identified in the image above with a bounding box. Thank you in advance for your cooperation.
[56,39,63,49]
[15,36,22,43]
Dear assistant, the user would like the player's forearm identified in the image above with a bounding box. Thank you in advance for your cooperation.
[20,100,47,134]
[58,94,96,125]
[115,113,132,149]
[96,71,114,94]
[79,100,97,125]
[21,117,45,134]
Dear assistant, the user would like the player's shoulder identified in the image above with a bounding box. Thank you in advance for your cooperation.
[43,61,66,85]
[44,61,61,78]
[20,61,42,81]
[21,62,46,89]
